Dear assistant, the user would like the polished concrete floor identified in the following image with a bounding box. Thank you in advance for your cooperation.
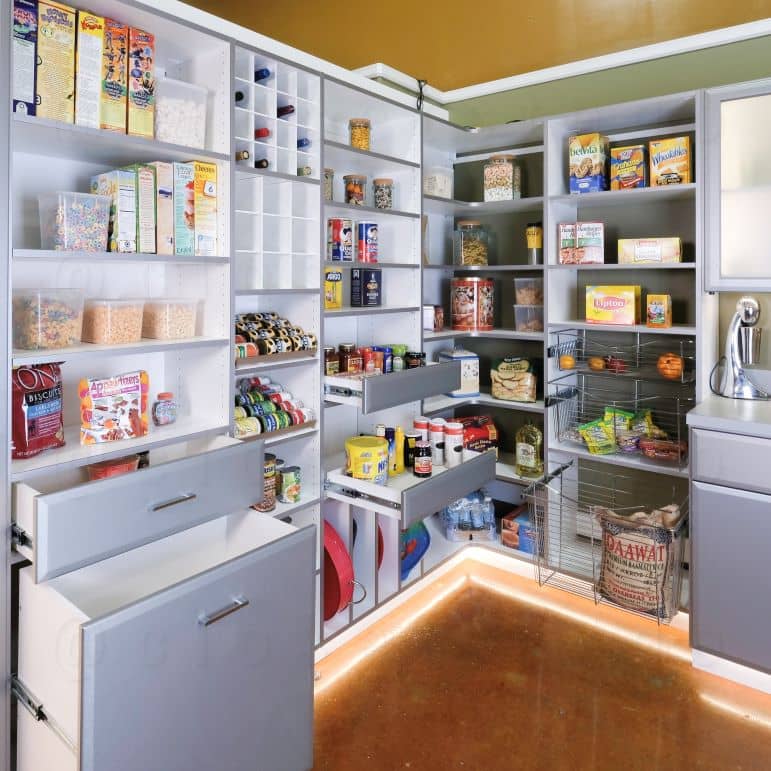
[314,558,771,770]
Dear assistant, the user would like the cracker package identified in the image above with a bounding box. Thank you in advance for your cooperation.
[568,133,609,194]
[610,144,647,189]
[457,415,498,458]
[100,18,128,132]
[618,237,682,264]
[36,1,76,123]
[74,11,104,128]
[79,370,149,444]
[575,222,604,264]
[585,285,641,325]
[192,161,218,256]
[91,169,137,252]
[558,222,576,264]
[151,161,174,254]
[491,357,538,403]
[123,163,156,254]
[12,0,38,116]
[127,27,155,138]
[12,363,65,459]
[649,137,691,186]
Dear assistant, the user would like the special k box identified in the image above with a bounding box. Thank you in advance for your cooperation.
[585,286,641,326]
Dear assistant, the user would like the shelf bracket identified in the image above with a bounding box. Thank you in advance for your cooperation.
[11,676,77,753]
[10,523,32,549]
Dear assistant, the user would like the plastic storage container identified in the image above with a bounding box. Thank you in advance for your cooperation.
[81,299,145,344]
[514,304,544,332]
[38,192,110,252]
[154,77,208,149]
[453,221,489,266]
[12,288,85,350]
[483,154,521,202]
[142,298,198,339]
[514,278,544,305]
[323,168,334,201]
[343,174,366,205]
[423,165,453,199]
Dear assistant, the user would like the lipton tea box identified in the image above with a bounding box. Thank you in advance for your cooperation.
[586,286,641,326]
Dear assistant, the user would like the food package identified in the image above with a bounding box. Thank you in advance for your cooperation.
[192,161,217,257]
[36,1,76,123]
[79,370,149,444]
[91,169,137,253]
[438,348,479,398]
[173,162,195,256]
[618,237,682,264]
[12,0,38,116]
[568,133,609,194]
[422,305,444,332]
[501,504,537,553]
[74,11,104,128]
[456,415,498,458]
[575,222,604,264]
[12,363,65,459]
[610,145,647,189]
[491,357,538,402]
[558,222,576,264]
[646,294,672,329]
[649,137,691,186]
[324,267,343,310]
[122,164,156,254]
[585,285,641,325]
[127,27,155,138]
[100,18,128,132]
[578,418,616,455]
[151,161,174,254]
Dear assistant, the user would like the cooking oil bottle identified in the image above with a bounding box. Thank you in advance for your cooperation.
[515,421,543,478]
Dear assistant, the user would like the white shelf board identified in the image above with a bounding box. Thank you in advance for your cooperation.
[424,328,544,342]
[548,321,697,336]
[605,122,697,143]
[422,114,544,156]
[424,264,544,272]
[235,351,319,375]
[548,262,695,271]
[423,195,544,216]
[549,183,695,208]
[234,288,320,296]
[496,452,543,485]
[423,391,545,415]
[325,201,419,220]
[549,441,689,479]
[239,422,318,448]
[325,306,420,318]
[324,260,419,270]
[270,494,322,521]
[13,249,230,265]
[324,140,420,170]
[235,165,321,185]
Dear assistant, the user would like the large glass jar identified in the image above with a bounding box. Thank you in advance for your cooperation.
[349,118,371,150]
[453,220,489,266]
[323,168,334,202]
[343,174,366,206]
[483,154,521,202]
[373,178,393,210]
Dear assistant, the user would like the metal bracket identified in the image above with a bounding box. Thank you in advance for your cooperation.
[11,676,77,752]
[325,482,400,510]
[11,523,32,549]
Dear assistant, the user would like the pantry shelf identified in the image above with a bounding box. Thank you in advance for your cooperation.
[422,194,545,216]
[271,494,322,522]
[424,328,545,342]
[235,351,319,375]
[323,261,419,270]
[549,183,696,208]
[239,421,318,447]
[235,165,321,185]
[325,202,420,220]
[324,306,421,317]
[234,288,320,296]
[324,140,421,170]
[549,321,697,336]
[548,263,695,270]
[424,264,545,272]
[423,391,546,416]
[495,452,544,485]
[12,249,231,265]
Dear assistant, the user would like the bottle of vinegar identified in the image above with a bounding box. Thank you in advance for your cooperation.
[515,421,543,478]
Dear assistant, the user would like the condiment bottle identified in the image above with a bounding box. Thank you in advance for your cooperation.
[152,392,177,426]
[323,346,340,376]
[394,427,405,474]
[413,441,432,478]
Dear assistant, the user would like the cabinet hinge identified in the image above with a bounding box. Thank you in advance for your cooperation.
[11,524,32,549]
[11,676,77,752]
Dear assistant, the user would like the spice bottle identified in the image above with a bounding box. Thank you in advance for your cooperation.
[324,346,340,375]
[152,392,177,426]
[339,343,355,373]
[429,418,446,466]
[343,174,366,206]
[413,441,432,478]
[444,421,464,468]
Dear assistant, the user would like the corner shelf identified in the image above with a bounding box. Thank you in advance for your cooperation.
[325,201,420,219]
[549,184,696,208]
[324,139,421,170]
[325,305,421,317]
[422,194,544,216]
[424,328,544,342]
[423,391,545,416]
[549,321,697,336]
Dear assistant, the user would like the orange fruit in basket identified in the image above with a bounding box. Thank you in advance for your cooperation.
[587,357,605,371]
[559,354,576,370]
[657,353,684,381]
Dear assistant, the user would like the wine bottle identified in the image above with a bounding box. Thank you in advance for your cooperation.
[235,150,250,161]
[254,159,269,169]
[277,104,295,118]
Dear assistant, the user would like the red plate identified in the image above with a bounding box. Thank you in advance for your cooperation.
[377,524,385,570]
[324,521,354,621]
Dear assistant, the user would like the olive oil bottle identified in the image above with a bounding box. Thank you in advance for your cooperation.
[515,421,544,478]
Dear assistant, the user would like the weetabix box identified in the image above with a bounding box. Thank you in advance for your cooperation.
[12,0,38,115]
[123,164,156,254]
[100,18,128,132]
[36,1,76,123]
[173,162,195,256]
[151,162,174,255]
[75,11,104,128]
[91,170,137,253]
[127,27,155,138]
[585,285,641,326]
[192,161,218,257]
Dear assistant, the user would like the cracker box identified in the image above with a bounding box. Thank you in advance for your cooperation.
[173,162,195,256]
[610,144,647,189]
[457,415,498,459]
[501,505,537,554]
[618,237,682,265]
[36,1,76,123]
[127,27,155,138]
[151,161,174,255]
[123,164,156,254]
[568,133,609,194]
[12,0,38,116]
[646,294,672,329]
[324,268,343,310]
[192,161,218,256]
[74,11,104,128]
[575,222,604,264]
[422,304,444,332]
[585,285,641,326]
[558,222,576,264]
[100,18,128,132]
[91,169,137,253]
[439,348,479,398]
[649,136,691,186]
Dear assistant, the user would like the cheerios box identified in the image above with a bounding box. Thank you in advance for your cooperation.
[568,133,609,194]
[191,160,217,257]
[585,285,641,326]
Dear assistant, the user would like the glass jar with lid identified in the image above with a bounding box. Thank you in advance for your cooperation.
[323,168,334,202]
[373,178,393,210]
[453,220,489,266]
[349,118,371,150]
[343,174,366,206]
[483,154,521,202]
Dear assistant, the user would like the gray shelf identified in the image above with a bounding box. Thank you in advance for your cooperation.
[424,328,544,342]
[13,249,230,265]
[325,305,421,318]
[425,264,544,272]
[325,201,420,219]
[548,262,695,271]
[324,260,419,270]
[324,140,420,169]
[423,194,544,216]
[549,184,696,208]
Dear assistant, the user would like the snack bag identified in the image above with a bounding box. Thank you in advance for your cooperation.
[79,370,149,444]
[12,363,65,458]
[603,406,634,433]
[491,357,538,402]
[578,418,615,455]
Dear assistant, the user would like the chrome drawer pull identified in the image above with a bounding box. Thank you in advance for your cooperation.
[199,596,250,627]
[150,493,197,512]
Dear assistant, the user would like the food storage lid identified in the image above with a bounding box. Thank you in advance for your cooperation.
[343,174,367,181]
[349,118,371,126]
[144,297,198,305]
[526,221,543,228]
[339,343,356,352]
[157,392,174,400]
[84,297,145,305]
[445,422,464,434]
[324,168,334,174]
[456,220,482,228]
[323,520,355,620]
[373,178,393,185]
[323,346,336,354]
[488,154,516,161]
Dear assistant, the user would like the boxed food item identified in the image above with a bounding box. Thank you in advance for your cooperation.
[514,305,544,332]
[457,415,498,459]
[100,18,128,132]
[127,27,155,138]
[192,160,217,256]
[38,191,110,251]
[438,348,479,398]
[12,362,65,458]
[142,298,198,339]
[422,305,444,332]
[585,285,641,325]
[324,268,343,310]
[610,145,647,189]
[649,136,691,186]
[36,1,76,123]
[575,221,604,264]
[150,161,174,254]
[618,237,682,264]
[491,357,538,402]
[568,133,609,194]
[12,288,84,349]
[79,370,150,444]
[558,222,576,264]
[646,294,672,329]
[12,0,38,115]
[91,170,137,253]
[501,504,537,553]
[82,299,145,343]
[514,277,543,305]
[173,162,195,256]
[86,454,139,480]
[74,11,104,128]
[155,77,207,149]
[123,164,156,254]
[351,268,382,307]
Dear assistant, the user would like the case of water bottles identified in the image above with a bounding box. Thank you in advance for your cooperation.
[440,491,497,542]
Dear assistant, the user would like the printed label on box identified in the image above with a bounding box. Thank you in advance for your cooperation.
[192,161,217,257]
[127,27,154,138]
[75,11,104,128]
[100,18,128,132]
[36,1,76,123]
[123,164,156,254]
[173,162,195,256]
[12,0,38,115]
[151,161,174,255]
[91,170,137,253]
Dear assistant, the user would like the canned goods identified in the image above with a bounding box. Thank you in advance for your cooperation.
[351,268,382,307]
[259,414,278,432]
[278,466,302,503]
[413,441,432,478]
[444,422,464,468]
[288,408,304,425]
[429,418,446,466]
[357,221,378,263]
[327,218,353,261]
[252,453,277,512]
[372,346,392,373]
[451,277,495,331]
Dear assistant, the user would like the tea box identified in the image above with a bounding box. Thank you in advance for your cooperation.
[127,27,155,138]
[151,161,174,254]
[91,169,137,253]
[585,285,641,326]
[36,1,76,123]
[74,11,104,128]
[610,144,647,189]
[618,237,682,264]
[192,161,217,256]
[173,162,195,256]
[649,137,691,185]
[575,222,604,264]
[12,0,38,116]
[100,18,128,132]
[568,133,609,194]
[558,222,576,264]
[646,294,672,329]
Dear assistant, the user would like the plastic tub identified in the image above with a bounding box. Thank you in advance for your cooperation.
[514,277,544,305]
[142,298,198,339]
[82,299,145,344]
[514,304,544,332]
[154,77,208,149]
[86,455,140,481]
[38,192,110,252]
[12,288,84,350]
[423,165,453,199]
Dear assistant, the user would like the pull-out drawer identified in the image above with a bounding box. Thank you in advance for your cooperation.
[691,428,771,494]
[17,510,315,771]
[14,435,264,582]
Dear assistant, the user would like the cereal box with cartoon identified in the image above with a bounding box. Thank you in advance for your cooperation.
[127,27,154,138]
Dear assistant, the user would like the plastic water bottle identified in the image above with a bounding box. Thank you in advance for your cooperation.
[470,500,484,529]
[483,495,495,527]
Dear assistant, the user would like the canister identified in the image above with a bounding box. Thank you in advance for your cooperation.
[429,418,446,466]
[278,466,302,503]
[345,436,388,485]
[357,221,378,262]
[327,218,353,261]
[252,452,277,512]
[351,268,382,307]
[526,222,543,264]
[451,277,494,331]
[438,348,480,397]
[413,416,429,442]
[444,422,464,468]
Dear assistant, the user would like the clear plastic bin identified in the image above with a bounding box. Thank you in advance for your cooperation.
[38,192,110,252]
[82,299,145,344]
[423,165,453,199]
[155,77,208,149]
[12,288,85,350]
[514,277,544,305]
[142,298,199,340]
[514,304,544,332]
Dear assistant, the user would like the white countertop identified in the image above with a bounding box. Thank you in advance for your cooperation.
[687,394,771,439]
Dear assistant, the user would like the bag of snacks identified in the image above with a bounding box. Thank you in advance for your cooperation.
[456,415,498,457]
[79,370,150,444]
[12,363,66,459]
[578,418,615,455]
[491,357,538,402]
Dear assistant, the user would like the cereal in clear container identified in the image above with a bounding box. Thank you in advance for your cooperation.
[142,299,198,340]
[82,299,145,344]
[12,289,84,350]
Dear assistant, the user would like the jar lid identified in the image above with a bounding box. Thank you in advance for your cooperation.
[373,178,393,185]
[157,392,174,400]
[343,174,367,181]
[323,346,335,354]
[526,221,543,227]
[349,118,371,126]
[456,220,481,228]
[339,343,356,351]
[324,168,334,174]
[489,154,516,161]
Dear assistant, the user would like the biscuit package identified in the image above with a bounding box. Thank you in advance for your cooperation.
[79,370,149,444]
[610,145,647,189]
[12,363,65,459]
[491,357,538,403]
[568,133,609,194]
[649,137,691,186]
[618,237,682,264]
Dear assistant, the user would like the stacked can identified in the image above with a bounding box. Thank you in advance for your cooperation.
[357,222,378,263]
[234,376,316,437]
[327,218,353,261]
[252,453,277,512]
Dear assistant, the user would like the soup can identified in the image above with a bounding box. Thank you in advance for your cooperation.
[357,221,378,263]
[278,466,302,503]
[451,277,494,331]
[327,218,353,261]
[351,268,382,307]
[252,453,277,512]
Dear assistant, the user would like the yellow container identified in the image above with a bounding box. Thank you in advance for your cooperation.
[192,160,217,257]
[585,285,641,326]
[324,267,343,310]
[345,436,388,486]
[646,294,672,328]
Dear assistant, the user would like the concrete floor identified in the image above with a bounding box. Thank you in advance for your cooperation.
[314,557,771,770]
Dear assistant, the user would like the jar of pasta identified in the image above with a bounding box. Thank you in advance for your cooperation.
[453,221,489,266]
[349,118,371,150]
[483,154,521,202]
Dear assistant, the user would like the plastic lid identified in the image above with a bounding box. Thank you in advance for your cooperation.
[489,154,516,161]
[343,174,367,181]
[324,168,334,173]
[157,392,174,400]
[526,222,543,227]
[373,178,393,185]
[456,220,481,228]
[349,118,371,126]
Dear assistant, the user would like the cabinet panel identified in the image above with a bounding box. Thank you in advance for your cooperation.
[692,428,771,494]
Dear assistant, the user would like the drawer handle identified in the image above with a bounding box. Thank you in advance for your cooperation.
[150,493,197,512]
[199,596,250,627]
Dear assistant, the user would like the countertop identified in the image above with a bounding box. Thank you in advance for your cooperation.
[687,394,771,439]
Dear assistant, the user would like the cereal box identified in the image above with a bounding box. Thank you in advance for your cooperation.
[100,18,128,132]
[123,164,156,254]
[646,294,672,329]
[74,11,104,128]
[618,237,682,264]
[610,144,647,189]
[575,222,604,264]
[127,27,155,138]
[558,222,576,264]
[324,268,343,310]
[568,133,609,194]
[12,0,38,116]
[173,162,195,256]
[150,161,174,255]
[36,1,76,123]
[649,137,691,186]
[192,161,218,257]
[585,285,641,326]
[79,370,149,444]
[91,169,137,253]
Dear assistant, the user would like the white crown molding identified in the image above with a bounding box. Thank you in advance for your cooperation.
[356,19,771,105]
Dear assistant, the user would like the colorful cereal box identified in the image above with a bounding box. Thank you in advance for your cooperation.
[100,18,128,132]
[127,27,155,138]
[74,11,104,128]
[173,162,195,256]
[649,137,691,186]
[91,170,137,253]
[646,294,672,329]
[610,145,647,189]
[558,222,576,264]
[12,0,38,116]
[568,133,609,194]
[585,285,641,326]
[36,1,76,123]
[123,164,156,254]
[618,237,682,265]
[324,268,343,310]
[151,161,174,255]
[192,161,218,256]
[575,222,604,264]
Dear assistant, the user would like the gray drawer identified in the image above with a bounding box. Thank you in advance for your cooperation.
[692,428,771,494]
